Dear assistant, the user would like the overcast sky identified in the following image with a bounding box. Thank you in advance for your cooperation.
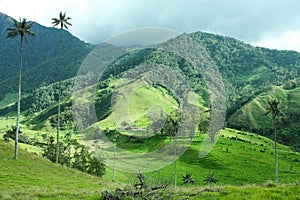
[1,0,300,52]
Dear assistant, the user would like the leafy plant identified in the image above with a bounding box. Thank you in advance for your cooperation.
[182,172,195,184]
[3,125,22,142]
[42,133,105,177]
[204,172,218,188]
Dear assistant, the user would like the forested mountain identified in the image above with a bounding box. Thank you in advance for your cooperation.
[1,12,300,151]
[190,32,300,111]
[0,12,94,100]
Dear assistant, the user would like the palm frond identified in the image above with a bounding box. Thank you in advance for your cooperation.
[26,31,37,37]
[6,31,18,38]
[25,22,34,29]
[6,17,36,41]
[60,12,65,19]
[263,110,270,117]
[266,99,284,119]
[52,12,72,29]
[65,20,72,26]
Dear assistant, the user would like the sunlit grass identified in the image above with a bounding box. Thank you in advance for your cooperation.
[0,140,104,200]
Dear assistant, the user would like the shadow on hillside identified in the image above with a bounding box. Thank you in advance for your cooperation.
[179,148,225,170]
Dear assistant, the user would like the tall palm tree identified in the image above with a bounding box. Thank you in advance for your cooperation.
[52,12,72,163]
[266,99,283,184]
[6,18,36,159]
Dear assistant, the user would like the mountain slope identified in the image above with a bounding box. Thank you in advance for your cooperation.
[0,12,94,100]
[190,32,300,111]
[227,79,300,151]
[1,12,300,152]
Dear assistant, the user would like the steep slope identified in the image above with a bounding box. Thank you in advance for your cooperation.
[227,78,300,151]
[190,32,300,112]
[1,14,300,151]
[0,140,104,199]
[0,12,94,101]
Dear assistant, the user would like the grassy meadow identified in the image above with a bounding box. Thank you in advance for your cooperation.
[1,126,300,199]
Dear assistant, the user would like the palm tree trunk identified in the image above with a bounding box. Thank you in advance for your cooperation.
[15,36,23,159]
[274,118,278,184]
[174,135,177,188]
[56,29,62,163]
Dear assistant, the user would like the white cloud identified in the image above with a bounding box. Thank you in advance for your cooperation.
[1,0,300,51]
[254,31,300,52]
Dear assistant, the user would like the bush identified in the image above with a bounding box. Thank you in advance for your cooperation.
[182,172,195,184]
[42,134,106,177]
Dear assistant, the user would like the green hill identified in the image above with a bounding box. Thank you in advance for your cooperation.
[1,11,300,200]
[114,128,299,186]
[1,29,300,152]
[0,140,104,200]
[1,127,300,199]
[227,79,300,151]
[98,79,180,130]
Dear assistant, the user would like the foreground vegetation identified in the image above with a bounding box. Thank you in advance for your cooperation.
[0,140,103,200]
[1,124,300,199]
[1,139,300,199]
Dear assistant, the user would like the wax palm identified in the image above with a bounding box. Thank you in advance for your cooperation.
[204,172,218,188]
[52,12,72,163]
[52,12,72,29]
[266,99,283,184]
[6,18,36,159]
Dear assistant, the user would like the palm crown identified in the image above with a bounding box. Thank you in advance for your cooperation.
[52,12,72,29]
[266,99,284,120]
[7,18,36,41]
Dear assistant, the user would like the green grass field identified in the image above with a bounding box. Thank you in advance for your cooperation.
[99,80,179,130]
[136,128,300,187]
[0,140,104,200]
[1,127,300,199]
[174,183,300,199]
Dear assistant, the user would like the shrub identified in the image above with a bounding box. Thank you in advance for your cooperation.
[182,172,195,185]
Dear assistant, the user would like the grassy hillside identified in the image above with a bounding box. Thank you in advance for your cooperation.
[1,126,300,199]
[227,80,300,151]
[174,184,300,199]
[98,79,179,130]
[0,93,16,109]
[83,128,300,187]
[0,140,105,200]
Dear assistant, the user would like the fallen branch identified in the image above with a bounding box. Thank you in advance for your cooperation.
[183,188,230,199]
